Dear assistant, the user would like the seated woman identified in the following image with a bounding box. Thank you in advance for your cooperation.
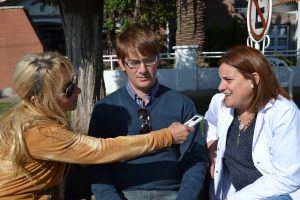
[0,52,192,199]
[206,45,300,200]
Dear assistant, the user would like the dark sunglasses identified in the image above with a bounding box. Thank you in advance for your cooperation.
[137,108,152,134]
[63,74,78,98]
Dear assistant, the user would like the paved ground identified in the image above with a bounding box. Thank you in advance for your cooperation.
[0,95,19,103]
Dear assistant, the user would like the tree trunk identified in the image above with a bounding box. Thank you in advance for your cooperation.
[58,0,105,132]
[134,0,140,18]
[176,0,206,67]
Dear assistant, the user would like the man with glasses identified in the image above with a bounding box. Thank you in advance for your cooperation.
[83,24,208,200]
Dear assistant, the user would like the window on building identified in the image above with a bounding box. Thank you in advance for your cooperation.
[36,23,66,54]
[40,5,45,12]
[267,25,289,51]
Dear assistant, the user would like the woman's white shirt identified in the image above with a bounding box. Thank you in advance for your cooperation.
[205,93,300,200]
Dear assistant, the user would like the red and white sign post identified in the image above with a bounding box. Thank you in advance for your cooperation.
[247,0,272,53]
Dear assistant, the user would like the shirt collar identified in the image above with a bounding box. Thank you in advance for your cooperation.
[126,80,160,108]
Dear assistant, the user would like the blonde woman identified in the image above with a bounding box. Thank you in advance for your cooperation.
[0,52,192,199]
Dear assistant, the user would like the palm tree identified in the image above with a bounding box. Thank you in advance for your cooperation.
[175,0,206,67]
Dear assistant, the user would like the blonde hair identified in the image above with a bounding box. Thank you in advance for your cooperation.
[0,52,75,176]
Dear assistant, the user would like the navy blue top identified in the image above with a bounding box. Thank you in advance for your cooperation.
[86,84,208,200]
[223,113,262,191]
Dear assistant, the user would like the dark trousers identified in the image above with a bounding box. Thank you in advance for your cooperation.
[64,164,92,200]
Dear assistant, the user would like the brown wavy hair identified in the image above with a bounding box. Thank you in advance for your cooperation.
[115,23,160,61]
[219,45,290,113]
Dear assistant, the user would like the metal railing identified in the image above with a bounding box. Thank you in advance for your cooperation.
[103,50,300,70]
[268,57,294,97]
[103,53,176,70]
[103,55,118,70]
[198,50,300,59]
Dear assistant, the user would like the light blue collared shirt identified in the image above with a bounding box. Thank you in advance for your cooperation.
[126,81,159,108]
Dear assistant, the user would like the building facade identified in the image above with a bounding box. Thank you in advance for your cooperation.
[0,6,43,92]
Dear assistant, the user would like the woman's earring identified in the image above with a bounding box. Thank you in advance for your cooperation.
[251,83,254,89]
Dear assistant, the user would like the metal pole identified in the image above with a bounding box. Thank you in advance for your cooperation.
[297,2,300,66]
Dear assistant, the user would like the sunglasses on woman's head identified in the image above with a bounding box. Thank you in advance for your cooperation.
[63,74,77,98]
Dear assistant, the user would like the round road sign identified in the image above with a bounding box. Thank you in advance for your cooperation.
[247,0,272,42]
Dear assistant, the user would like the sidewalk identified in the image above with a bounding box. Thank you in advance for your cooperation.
[0,95,19,103]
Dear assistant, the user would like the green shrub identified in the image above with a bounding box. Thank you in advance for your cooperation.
[0,102,16,116]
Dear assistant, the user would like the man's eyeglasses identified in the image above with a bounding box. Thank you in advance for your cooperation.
[63,74,78,98]
[124,56,158,69]
[137,108,152,134]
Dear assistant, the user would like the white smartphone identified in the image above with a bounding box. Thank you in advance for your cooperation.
[184,114,204,127]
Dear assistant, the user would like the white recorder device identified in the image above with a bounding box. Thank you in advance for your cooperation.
[184,114,204,127]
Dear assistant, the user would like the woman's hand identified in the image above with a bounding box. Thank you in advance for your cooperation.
[207,140,217,178]
[167,122,194,144]
[210,156,216,178]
